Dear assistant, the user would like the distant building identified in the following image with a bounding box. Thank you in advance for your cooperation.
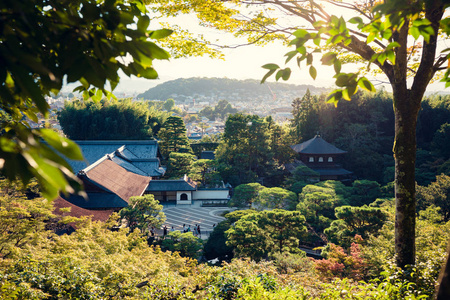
[200,151,215,160]
[68,140,165,178]
[290,135,353,181]
[57,140,230,221]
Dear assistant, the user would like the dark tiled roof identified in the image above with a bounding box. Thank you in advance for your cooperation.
[311,167,353,176]
[82,158,151,202]
[284,160,307,173]
[147,178,197,192]
[68,140,161,174]
[53,196,116,221]
[62,192,127,209]
[200,151,215,160]
[291,135,347,155]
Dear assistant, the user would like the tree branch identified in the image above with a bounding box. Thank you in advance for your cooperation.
[411,3,445,97]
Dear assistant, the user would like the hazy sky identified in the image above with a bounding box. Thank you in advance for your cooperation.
[73,3,448,95]
[141,5,449,95]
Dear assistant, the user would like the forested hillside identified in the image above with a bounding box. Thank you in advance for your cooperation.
[137,77,327,101]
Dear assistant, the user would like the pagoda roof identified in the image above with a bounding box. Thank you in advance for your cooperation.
[291,135,347,155]
[311,167,353,176]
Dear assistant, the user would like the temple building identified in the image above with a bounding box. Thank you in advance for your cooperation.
[289,134,353,182]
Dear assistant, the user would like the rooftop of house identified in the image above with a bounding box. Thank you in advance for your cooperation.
[200,151,215,160]
[68,140,164,176]
[80,157,151,202]
[291,135,347,155]
[147,175,197,192]
[54,196,118,217]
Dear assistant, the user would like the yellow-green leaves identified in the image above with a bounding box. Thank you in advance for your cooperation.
[409,18,434,43]
[327,75,375,105]
[358,77,376,92]
[149,28,173,39]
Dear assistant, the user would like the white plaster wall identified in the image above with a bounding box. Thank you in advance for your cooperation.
[193,189,229,200]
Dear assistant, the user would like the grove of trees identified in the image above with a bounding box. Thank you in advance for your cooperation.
[58,98,170,140]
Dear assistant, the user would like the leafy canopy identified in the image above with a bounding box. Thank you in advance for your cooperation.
[0,0,171,199]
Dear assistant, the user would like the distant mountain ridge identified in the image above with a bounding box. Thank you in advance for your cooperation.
[137,77,327,101]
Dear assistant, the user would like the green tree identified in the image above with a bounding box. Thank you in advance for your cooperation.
[432,123,450,160]
[0,0,172,200]
[255,187,297,211]
[229,183,263,208]
[158,116,192,157]
[188,159,222,187]
[58,98,163,140]
[226,210,306,261]
[216,114,275,185]
[165,152,196,179]
[325,205,388,248]
[348,180,382,207]
[0,179,54,259]
[266,117,296,170]
[297,185,347,232]
[224,209,258,224]
[119,195,165,234]
[291,89,319,143]
[163,98,176,112]
[416,175,450,221]
[203,220,234,261]
[199,100,238,121]
[161,231,203,259]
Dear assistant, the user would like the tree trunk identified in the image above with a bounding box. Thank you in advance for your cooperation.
[393,89,421,268]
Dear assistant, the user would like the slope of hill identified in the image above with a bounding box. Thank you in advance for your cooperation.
[137,77,327,101]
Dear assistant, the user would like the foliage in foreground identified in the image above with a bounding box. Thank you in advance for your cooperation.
[0,180,448,299]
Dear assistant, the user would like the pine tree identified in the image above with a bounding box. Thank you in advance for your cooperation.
[158,116,192,157]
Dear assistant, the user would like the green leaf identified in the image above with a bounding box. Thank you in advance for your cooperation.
[409,26,420,40]
[335,73,350,87]
[345,83,358,100]
[313,37,321,46]
[382,29,392,40]
[261,69,276,83]
[285,51,298,64]
[321,52,337,65]
[326,90,343,106]
[386,42,400,50]
[281,68,291,81]
[306,53,313,65]
[293,29,309,38]
[377,52,387,65]
[262,63,280,70]
[342,88,351,101]
[334,60,341,73]
[349,17,363,26]
[137,15,150,33]
[387,51,396,64]
[149,29,173,39]
[358,77,376,92]
[146,43,170,60]
[297,46,306,55]
[309,66,317,80]
[275,70,283,81]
